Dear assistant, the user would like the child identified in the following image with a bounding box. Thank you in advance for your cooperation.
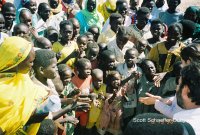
[35,37,53,50]
[136,59,165,114]
[116,48,142,130]
[136,38,150,63]
[48,0,67,31]
[71,58,92,135]
[77,34,88,58]
[84,32,94,43]
[148,22,185,73]
[147,19,165,47]
[159,0,183,26]
[97,13,123,44]
[129,0,139,24]
[53,20,78,67]
[22,0,38,28]
[33,49,62,113]
[44,26,59,44]
[0,13,9,44]
[99,50,116,82]
[69,18,80,41]
[2,2,16,35]
[107,26,134,63]
[86,42,100,69]
[98,71,125,135]
[17,8,32,28]
[58,64,80,135]
[87,69,107,133]
[88,25,100,42]
[13,23,31,41]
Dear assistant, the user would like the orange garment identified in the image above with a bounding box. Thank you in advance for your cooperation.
[71,75,92,126]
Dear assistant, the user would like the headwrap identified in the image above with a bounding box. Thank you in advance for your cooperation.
[0,36,32,72]
[16,8,32,24]
[0,36,48,134]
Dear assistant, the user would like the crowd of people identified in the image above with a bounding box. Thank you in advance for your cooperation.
[0,0,200,134]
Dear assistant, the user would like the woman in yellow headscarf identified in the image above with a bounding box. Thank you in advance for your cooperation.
[0,37,48,134]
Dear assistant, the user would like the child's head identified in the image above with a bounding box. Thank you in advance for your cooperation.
[45,26,59,44]
[136,38,148,54]
[37,119,57,135]
[167,0,181,11]
[38,3,51,22]
[48,0,59,9]
[13,23,30,39]
[167,22,182,45]
[88,25,100,42]
[184,6,199,23]
[124,48,138,68]
[86,0,97,12]
[0,13,5,32]
[92,68,103,90]
[171,61,182,77]
[33,49,58,80]
[129,0,139,10]
[106,71,121,89]
[136,7,150,30]
[156,0,165,8]
[101,50,116,70]
[69,18,80,39]
[19,8,32,28]
[58,64,73,85]
[77,34,88,52]
[35,37,52,50]
[140,59,156,77]
[150,19,165,39]
[116,26,132,48]
[110,13,124,33]
[142,0,155,13]
[116,0,128,17]
[60,20,73,42]
[84,32,94,43]
[23,0,37,14]
[75,58,92,79]
[86,42,99,61]
[2,2,16,25]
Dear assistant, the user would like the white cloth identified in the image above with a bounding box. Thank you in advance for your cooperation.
[101,15,132,33]
[155,95,183,118]
[107,39,134,63]
[173,107,200,135]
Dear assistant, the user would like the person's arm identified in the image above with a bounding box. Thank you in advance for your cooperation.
[52,104,73,120]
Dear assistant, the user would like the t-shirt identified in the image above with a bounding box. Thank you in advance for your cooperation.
[159,11,183,26]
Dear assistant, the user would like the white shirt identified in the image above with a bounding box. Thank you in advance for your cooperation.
[107,39,134,63]
[173,107,200,135]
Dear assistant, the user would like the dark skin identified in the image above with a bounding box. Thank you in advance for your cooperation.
[167,0,180,13]
[136,13,150,30]
[60,24,73,45]
[38,4,51,22]
[24,0,37,14]
[70,19,80,40]
[130,0,139,11]
[88,27,99,42]
[105,55,116,70]
[3,6,16,30]
[165,26,181,50]
[0,14,5,32]
[49,0,59,9]
[77,62,92,80]
[13,24,30,39]
[19,10,32,28]
[117,2,128,18]
[116,32,129,50]
[110,17,124,33]
[87,0,96,12]
[142,61,156,82]
[156,0,165,8]
[148,23,164,44]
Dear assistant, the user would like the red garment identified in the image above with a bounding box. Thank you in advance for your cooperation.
[0,0,6,9]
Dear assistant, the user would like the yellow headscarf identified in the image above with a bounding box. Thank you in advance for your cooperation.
[0,37,48,134]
